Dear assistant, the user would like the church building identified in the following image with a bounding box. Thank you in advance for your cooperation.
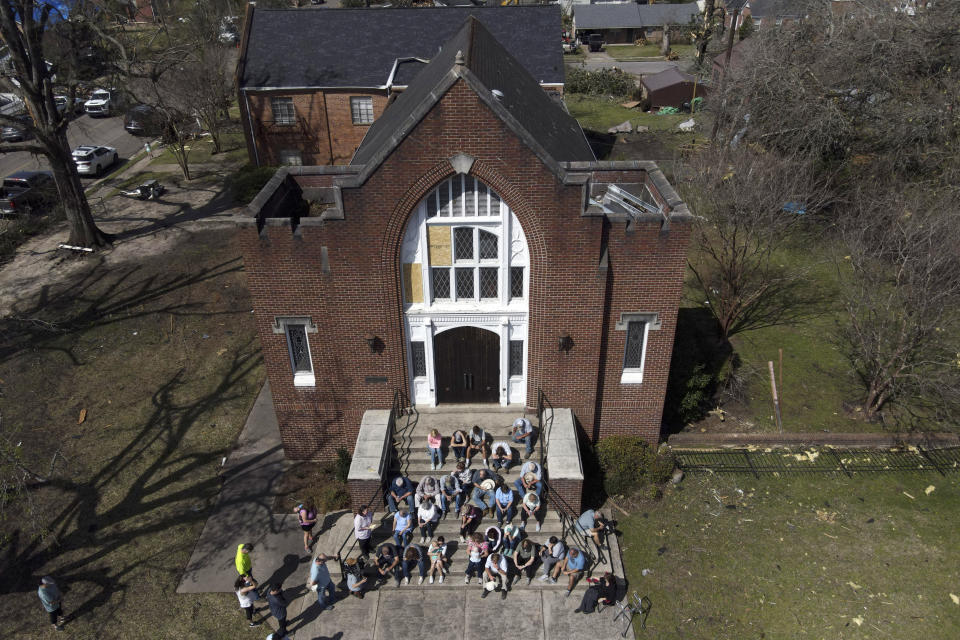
[236,13,691,462]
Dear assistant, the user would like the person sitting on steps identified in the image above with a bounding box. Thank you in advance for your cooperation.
[466,425,489,468]
[511,417,535,460]
[490,441,514,471]
[450,428,468,463]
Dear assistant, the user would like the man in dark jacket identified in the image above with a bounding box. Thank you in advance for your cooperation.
[266,584,288,635]
[574,572,618,614]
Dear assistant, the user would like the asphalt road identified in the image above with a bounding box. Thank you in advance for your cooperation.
[578,57,684,78]
[0,111,150,184]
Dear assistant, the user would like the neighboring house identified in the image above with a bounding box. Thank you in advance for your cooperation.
[710,37,756,82]
[236,16,691,462]
[236,4,566,167]
[640,67,704,109]
[572,3,701,44]
[722,0,808,30]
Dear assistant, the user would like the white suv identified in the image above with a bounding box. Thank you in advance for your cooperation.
[72,145,118,177]
[84,89,120,117]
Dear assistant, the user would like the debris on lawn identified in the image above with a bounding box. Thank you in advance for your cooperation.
[924,485,935,495]
[847,581,862,590]
[677,118,696,131]
[852,616,864,627]
[607,120,633,134]
[951,593,959,605]
[78,408,87,424]
[903,491,916,500]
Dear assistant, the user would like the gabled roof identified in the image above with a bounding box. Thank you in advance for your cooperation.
[240,6,565,90]
[723,0,808,19]
[573,2,700,30]
[641,67,695,92]
[351,16,594,176]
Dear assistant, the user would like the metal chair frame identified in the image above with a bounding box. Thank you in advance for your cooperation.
[611,591,651,637]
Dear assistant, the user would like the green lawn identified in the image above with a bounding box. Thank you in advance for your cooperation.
[149,129,249,167]
[606,43,694,61]
[565,94,691,132]
[621,471,960,638]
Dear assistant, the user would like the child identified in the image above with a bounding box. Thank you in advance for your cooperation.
[427,536,448,584]
[427,429,444,470]
[464,532,488,584]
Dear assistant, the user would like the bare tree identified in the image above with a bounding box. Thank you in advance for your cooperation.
[694,0,717,66]
[683,148,832,341]
[835,189,960,424]
[0,0,109,248]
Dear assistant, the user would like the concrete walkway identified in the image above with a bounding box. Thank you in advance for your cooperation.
[177,384,637,639]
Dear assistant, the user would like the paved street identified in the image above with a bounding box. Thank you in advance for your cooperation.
[0,111,150,183]
[574,50,689,79]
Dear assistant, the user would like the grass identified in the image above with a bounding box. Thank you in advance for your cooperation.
[620,471,960,639]
[149,129,249,168]
[565,94,691,132]
[0,228,265,637]
[606,43,694,61]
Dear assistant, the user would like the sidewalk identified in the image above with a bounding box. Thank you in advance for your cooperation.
[177,382,307,594]
[177,384,637,639]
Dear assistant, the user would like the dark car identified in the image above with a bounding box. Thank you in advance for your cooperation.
[0,171,56,216]
[124,105,164,136]
[588,33,604,53]
[0,114,32,142]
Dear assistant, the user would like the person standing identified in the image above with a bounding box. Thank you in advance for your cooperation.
[353,504,375,559]
[296,502,318,552]
[344,558,369,599]
[308,553,339,611]
[511,417,535,459]
[427,428,444,470]
[266,584,288,637]
[234,575,261,627]
[37,576,65,631]
[235,543,254,579]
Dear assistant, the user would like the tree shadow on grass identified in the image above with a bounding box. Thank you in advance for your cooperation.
[0,254,245,366]
[0,344,263,634]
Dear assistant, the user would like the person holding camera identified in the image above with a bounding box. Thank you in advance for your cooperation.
[575,509,611,550]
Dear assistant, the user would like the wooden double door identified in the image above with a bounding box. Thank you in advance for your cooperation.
[434,326,499,404]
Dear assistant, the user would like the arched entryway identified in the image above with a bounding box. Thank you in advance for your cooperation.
[433,326,499,403]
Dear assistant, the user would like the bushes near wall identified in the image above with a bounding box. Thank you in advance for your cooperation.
[566,66,637,98]
[225,164,278,205]
[595,435,675,498]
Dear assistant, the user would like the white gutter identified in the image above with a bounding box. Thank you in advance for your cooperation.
[384,57,431,94]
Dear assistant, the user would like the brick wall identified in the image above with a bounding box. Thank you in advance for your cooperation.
[237,78,690,460]
[242,89,389,166]
[548,477,583,515]
[347,479,384,513]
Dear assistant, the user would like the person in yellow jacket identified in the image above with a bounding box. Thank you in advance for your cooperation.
[236,543,254,579]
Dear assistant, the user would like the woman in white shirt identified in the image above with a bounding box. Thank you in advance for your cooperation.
[353,504,374,558]
[417,498,440,544]
[234,575,260,628]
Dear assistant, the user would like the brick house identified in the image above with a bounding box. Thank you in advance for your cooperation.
[236,4,566,167]
[236,16,691,462]
[722,0,808,31]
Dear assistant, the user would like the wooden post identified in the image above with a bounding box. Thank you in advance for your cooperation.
[769,361,783,434]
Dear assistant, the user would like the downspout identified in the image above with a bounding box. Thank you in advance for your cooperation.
[384,56,430,97]
[244,89,260,167]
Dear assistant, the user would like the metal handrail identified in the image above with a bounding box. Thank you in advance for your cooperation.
[537,388,554,472]
[335,388,417,575]
[540,476,606,573]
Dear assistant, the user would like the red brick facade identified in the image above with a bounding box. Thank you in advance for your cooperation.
[237,79,689,461]
[241,89,390,166]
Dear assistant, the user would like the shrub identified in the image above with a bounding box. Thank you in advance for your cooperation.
[566,67,636,97]
[312,482,350,514]
[225,164,277,205]
[596,436,677,497]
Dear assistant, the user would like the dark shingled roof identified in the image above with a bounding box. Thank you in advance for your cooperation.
[241,6,565,89]
[351,16,594,171]
[573,2,700,30]
[641,68,695,92]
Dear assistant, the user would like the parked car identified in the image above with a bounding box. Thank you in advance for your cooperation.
[72,145,118,177]
[0,114,32,142]
[0,171,55,216]
[55,94,85,116]
[124,104,164,136]
[0,92,24,117]
[588,33,604,53]
[84,88,124,117]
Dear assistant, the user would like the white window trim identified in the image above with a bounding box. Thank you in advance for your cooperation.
[270,97,296,126]
[350,96,374,125]
[272,316,318,387]
[616,312,660,385]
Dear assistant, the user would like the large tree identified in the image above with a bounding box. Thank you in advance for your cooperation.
[0,0,110,247]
